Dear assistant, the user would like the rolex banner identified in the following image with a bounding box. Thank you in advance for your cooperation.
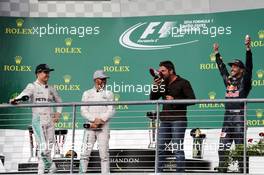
[0,8,264,130]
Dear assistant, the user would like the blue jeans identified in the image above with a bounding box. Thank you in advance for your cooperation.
[157,121,187,172]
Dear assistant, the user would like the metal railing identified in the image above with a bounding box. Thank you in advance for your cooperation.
[0,98,264,174]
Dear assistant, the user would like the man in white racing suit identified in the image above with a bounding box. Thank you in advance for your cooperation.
[10,64,62,174]
[79,70,115,174]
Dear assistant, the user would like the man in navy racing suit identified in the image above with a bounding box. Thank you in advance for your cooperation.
[214,35,253,173]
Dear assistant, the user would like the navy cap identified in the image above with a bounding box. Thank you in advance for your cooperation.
[35,64,54,74]
[228,59,245,69]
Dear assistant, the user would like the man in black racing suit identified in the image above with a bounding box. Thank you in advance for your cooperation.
[213,35,253,173]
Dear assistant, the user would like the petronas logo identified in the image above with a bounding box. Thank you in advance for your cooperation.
[113,56,121,65]
[257,70,264,79]
[65,38,73,47]
[16,19,24,28]
[256,109,263,118]
[209,53,216,62]
[62,112,70,121]
[208,91,216,100]
[114,94,120,101]
[258,30,264,39]
[15,56,22,65]
[63,75,71,84]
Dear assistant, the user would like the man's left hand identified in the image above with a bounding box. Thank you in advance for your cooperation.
[94,118,105,125]
[52,112,61,123]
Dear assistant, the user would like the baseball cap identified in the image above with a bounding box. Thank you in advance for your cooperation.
[93,70,109,79]
[228,59,245,69]
[35,64,54,74]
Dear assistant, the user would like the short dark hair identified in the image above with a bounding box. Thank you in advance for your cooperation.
[159,60,176,75]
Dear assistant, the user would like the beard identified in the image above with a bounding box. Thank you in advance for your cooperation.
[162,74,172,85]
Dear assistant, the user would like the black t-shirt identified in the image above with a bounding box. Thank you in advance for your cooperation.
[150,75,196,121]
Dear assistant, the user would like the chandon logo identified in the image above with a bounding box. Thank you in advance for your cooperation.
[119,22,199,50]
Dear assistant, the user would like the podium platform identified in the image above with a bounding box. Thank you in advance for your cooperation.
[17,149,211,173]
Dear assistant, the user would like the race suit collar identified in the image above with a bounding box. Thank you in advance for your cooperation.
[35,80,49,88]
[93,86,105,93]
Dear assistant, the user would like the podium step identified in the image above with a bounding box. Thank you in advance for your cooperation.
[18,149,211,172]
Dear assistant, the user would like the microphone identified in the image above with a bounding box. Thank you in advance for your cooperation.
[83,123,91,129]
[149,68,162,79]
[16,95,29,102]
[12,95,29,103]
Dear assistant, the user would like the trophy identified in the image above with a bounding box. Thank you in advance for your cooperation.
[53,129,68,158]
[190,128,206,159]
[146,112,157,149]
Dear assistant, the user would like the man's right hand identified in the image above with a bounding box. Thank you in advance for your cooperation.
[94,118,105,125]
[153,77,163,86]
[213,43,219,53]
[90,123,99,129]
[9,99,18,105]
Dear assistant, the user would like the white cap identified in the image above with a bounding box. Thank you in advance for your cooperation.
[93,70,109,79]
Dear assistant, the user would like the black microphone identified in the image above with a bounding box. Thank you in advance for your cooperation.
[10,95,29,104]
[83,123,91,129]
[15,95,29,102]
[17,95,29,102]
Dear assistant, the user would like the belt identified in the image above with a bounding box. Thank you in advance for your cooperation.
[228,109,241,113]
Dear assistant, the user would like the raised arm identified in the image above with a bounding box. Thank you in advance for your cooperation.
[244,35,253,77]
[214,43,230,86]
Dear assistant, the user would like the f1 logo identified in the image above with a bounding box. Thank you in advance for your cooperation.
[140,22,175,39]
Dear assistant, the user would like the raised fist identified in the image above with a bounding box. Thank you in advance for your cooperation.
[213,43,219,53]
[245,34,251,49]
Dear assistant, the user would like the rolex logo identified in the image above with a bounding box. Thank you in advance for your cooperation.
[113,56,121,65]
[16,19,24,28]
[256,109,263,118]
[53,75,80,91]
[208,91,216,100]
[200,54,218,70]
[104,56,129,72]
[210,53,216,62]
[65,38,73,47]
[4,57,31,72]
[55,38,81,54]
[62,112,70,121]
[15,56,22,65]
[258,30,264,39]
[113,94,128,110]
[114,94,120,101]
[63,75,71,84]
[257,70,264,79]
